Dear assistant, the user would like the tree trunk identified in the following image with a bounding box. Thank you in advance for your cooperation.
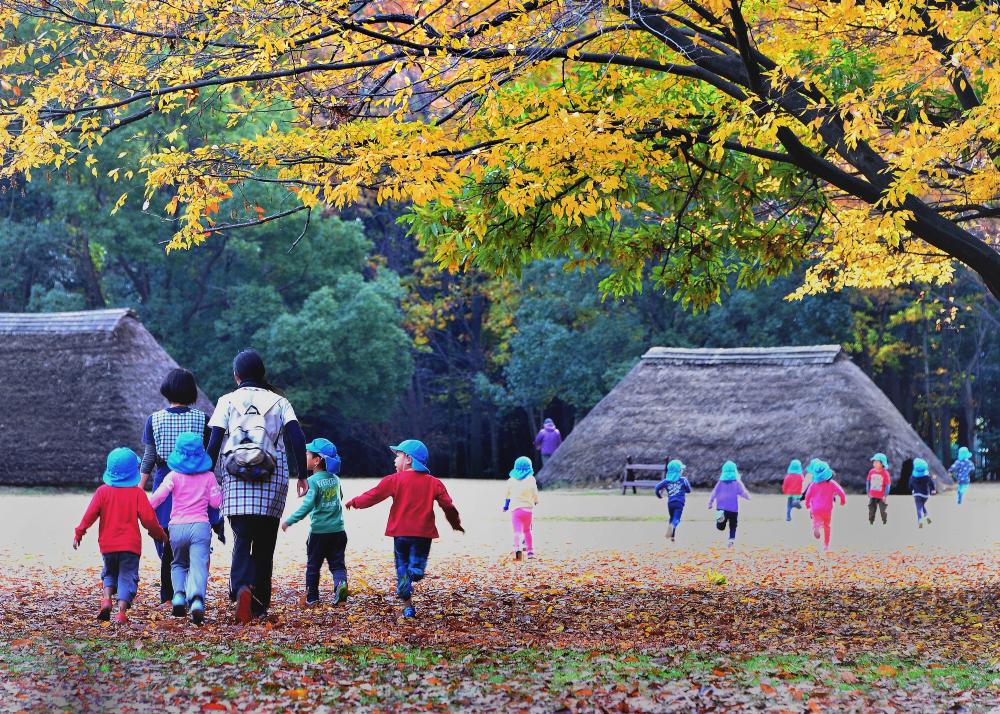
[75,232,105,309]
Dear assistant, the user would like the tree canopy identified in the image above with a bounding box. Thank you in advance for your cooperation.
[2,0,1000,305]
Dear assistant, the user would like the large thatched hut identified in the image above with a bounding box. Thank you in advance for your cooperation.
[0,309,213,485]
[537,345,949,492]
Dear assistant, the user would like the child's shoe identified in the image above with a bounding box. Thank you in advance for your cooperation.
[666,523,675,540]
[925,516,932,525]
[190,598,205,625]
[114,609,128,625]
[727,538,735,548]
[514,550,523,561]
[171,592,187,617]
[235,586,253,624]
[527,551,535,558]
[812,527,820,540]
[918,518,924,528]
[402,605,416,618]
[333,581,349,605]
[97,598,113,621]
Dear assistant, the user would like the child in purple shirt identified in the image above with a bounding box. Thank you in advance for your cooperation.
[707,461,750,547]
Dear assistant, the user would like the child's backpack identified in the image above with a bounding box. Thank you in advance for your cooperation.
[222,393,283,481]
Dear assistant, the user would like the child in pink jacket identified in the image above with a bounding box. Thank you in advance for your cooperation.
[803,460,846,552]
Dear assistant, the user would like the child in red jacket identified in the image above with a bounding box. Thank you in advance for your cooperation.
[782,459,805,522]
[345,440,463,618]
[803,460,847,552]
[866,453,892,525]
[73,448,167,624]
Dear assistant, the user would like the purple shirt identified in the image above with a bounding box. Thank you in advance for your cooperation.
[708,480,750,512]
[534,426,563,455]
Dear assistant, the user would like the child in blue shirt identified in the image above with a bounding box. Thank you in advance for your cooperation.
[949,447,975,505]
[655,460,692,542]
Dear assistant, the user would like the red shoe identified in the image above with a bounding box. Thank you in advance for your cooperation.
[235,587,253,625]
[97,598,113,621]
[114,609,128,625]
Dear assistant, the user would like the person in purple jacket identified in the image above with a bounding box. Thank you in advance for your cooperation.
[707,461,751,548]
[533,418,563,466]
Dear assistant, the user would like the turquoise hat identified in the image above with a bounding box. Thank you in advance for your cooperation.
[306,437,341,474]
[103,447,141,488]
[870,453,888,468]
[957,447,972,461]
[719,461,739,482]
[390,439,429,473]
[810,460,833,483]
[509,456,534,480]
[664,459,685,482]
[912,458,929,477]
[787,459,803,475]
[167,432,213,474]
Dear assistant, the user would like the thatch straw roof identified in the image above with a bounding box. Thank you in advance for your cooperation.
[537,345,949,492]
[0,309,213,486]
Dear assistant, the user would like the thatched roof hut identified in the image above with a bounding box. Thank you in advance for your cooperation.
[537,345,949,492]
[0,309,213,486]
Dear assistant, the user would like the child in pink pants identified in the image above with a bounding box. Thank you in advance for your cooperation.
[803,460,846,552]
[504,457,540,560]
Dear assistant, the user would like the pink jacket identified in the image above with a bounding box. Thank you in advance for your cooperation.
[149,471,222,525]
[804,480,846,515]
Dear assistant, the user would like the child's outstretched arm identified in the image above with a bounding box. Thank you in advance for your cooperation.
[282,481,317,531]
[344,474,395,510]
[435,482,465,533]
[682,478,692,494]
[137,493,168,542]
[737,482,751,500]
[148,473,175,509]
[707,483,719,509]
[834,481,847,505]
[73,489,104,548]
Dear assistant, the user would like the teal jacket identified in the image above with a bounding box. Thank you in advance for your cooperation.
[285,471,345,533]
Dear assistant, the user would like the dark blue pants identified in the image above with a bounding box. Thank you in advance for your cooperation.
[393,536,431,600]
[306,531,348,602]
[668,502,684,529]
[101,552,140,604]
[914,496,929,520]
[229,515,279,614]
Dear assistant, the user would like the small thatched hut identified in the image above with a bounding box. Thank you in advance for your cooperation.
[537,345,949,492]
[0,309,213,486]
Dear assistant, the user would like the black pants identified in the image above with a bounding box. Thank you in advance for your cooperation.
[306,531,348,602]
[159,530,174,603]
[229,515,280,615]
[716,510,738,538]
[868,497,888,524]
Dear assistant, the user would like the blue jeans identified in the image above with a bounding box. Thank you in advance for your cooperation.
[914,495,929,520]
[102,552,140,604]
[393,536,431,600]
[170,522,212,603]
[957,483,969,504]
[668,502,684,529]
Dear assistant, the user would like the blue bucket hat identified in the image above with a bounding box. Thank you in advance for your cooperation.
[870,453,889,468]
[719,461,739,482]
[912,458,929,477]
[957,447,972,461]
[665,459,685,482]
[166,432,213,475]
[787,459,803,475]
[103,447,141,488]
[810,460,833,483]
[509,456,534,480]
[390,439,429,473]
[306,438,341,474]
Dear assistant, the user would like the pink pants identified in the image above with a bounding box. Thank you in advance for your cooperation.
[512,508,534,553]
[811,511,832,547]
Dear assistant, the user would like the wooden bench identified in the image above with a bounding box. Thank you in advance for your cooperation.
[621,456,668,494]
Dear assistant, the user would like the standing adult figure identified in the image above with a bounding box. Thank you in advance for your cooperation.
[533,418,563,466]
[206,349,308,623]
[138,368,223,605]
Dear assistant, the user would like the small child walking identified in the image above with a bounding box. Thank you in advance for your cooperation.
[949,447,975,505]
[866,453,891,525]
[282,438,349,605]
[148,432,222,624]
[803,460,847,551]
[503,456,539,560]
[910,458,937,527]
[655,459,691,541]
[345,440,463,618]
[781,459,805,522]
[73,448,168,624]
[707,461,750,547]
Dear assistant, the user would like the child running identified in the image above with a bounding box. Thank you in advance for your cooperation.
[949,447,975,505]
[803,460,847,552]
[707,461,750,548]
[781,459,805,522]
[655,459,691,541]
[503,456,539,560]
[866,453,891,525]
[910,458,937,527]
[345,440,463,618]
[73,448,168,624]
[148,432,222,624]
[282,438,348,605]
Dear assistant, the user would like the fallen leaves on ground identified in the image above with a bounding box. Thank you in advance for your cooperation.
[2,547,999,712]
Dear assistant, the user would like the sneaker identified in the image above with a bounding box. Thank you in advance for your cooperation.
[666,523,675,540]
[333,581,349,605]
[918,519,924,529]
[235,586,253,625]
[514,550,523,561]
[114,609,128,625]
[305,597,320,606]
[786,516,792,522]
[526,551,535,558]
[97,598,113,621]
[171,592,187,617]
[727,538,735,548]
[402,605,416,618]
[925,516,932,525]
[190,598,205,625]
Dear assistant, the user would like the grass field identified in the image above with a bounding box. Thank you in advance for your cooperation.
[2,481,999,712]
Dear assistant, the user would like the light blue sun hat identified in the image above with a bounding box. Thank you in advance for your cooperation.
[719,461,739,482]
[390,439,429,473]
[509,456,534,480]
[103,447,141,488]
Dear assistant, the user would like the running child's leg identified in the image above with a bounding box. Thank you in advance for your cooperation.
[726,511,738,540]
[511,510,523,552]
[786,497,793,521]
[328,531,348,598]
[407,538,432,585]
[185,523,212,605]
[305,534,325,603]
[170,527,192,600]
[393,537,413,599]
[518,509,534,554]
